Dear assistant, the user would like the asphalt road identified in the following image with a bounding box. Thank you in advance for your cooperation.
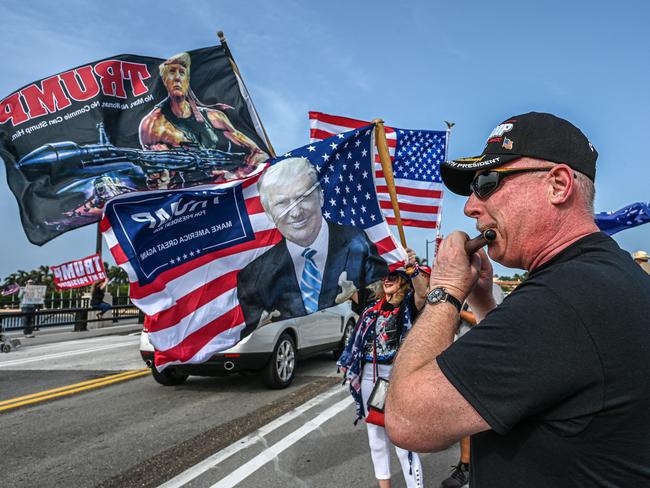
[0,329,459,487]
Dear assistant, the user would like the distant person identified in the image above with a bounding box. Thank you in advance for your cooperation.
[90,279,111,318]
[237,157,389,331]
[633,250,650,274]
[18,279,36,338]
[139,52,269,185]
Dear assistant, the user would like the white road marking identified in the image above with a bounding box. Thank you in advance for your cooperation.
[158,386,345,488]
[210,396,353,488]
[7,336,137,353]
[0,341,137,368]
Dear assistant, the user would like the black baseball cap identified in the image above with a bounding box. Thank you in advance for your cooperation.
[441,112,598,196]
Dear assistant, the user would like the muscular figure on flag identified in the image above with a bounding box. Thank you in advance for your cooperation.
[139,52,269,186]
[237,157,389,331]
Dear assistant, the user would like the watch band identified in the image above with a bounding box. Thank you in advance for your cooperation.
[444,292,462,313]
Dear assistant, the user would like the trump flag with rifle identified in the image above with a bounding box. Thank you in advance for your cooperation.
[0,42,271,245]
[102,124,407,370]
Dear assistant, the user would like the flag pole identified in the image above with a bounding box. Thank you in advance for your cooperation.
[433,120,455,258]
[217,30,276,158]
[95,224,102,257]
[373,118,407,248]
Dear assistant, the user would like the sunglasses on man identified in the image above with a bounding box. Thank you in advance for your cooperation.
[470,167,555,199]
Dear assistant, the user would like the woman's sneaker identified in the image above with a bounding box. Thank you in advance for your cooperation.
[440,461,469,488]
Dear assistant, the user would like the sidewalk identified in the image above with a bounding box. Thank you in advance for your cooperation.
[3,320,143,348]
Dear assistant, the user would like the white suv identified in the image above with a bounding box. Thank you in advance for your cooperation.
[140,302,357,389]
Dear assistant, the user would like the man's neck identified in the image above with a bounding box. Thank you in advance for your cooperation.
[527,220,600,271]
[169,96,192,118]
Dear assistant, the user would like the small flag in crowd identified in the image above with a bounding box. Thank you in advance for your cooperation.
[595,202,650,236]
[1,283,20,296]
[51,254,107,289]
[309,111,446,229]
[102,125,405,370]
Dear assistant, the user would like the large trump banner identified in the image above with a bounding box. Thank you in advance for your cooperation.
[102,127,406,370]
[0,45,270,245]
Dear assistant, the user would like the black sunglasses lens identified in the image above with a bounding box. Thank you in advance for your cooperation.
[473,172,500,198]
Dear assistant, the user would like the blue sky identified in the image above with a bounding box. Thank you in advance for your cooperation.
[1,0,649,278]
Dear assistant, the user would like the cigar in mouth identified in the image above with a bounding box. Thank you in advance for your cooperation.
[464,229,497,255]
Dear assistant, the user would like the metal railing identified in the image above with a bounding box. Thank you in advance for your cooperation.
[0,302,142,332]
[0,289,132,310]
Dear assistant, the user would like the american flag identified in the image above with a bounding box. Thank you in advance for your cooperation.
[310,111,447,229]
[101,125,405,370]
[595,202,650,236]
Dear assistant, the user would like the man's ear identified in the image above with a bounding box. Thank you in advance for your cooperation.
[547,164,574,204]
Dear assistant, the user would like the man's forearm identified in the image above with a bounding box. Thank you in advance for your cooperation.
[387,299,490,451]
[386,301,459,450]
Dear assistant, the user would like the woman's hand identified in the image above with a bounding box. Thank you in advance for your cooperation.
[405,247,417,267]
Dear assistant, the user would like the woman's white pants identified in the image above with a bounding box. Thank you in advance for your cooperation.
[361,363,423,487]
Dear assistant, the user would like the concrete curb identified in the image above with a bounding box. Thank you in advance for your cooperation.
[3,321,143,348]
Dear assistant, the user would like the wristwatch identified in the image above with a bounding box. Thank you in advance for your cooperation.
[426,287,462,312]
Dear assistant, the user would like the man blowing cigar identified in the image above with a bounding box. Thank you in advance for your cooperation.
[386,112,650,487]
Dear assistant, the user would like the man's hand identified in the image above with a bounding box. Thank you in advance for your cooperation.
[429,231,481,302]
[336,271,357,304]
[257,309,281,328]
[406,247,417,266]
[465,248,497,320]
[245,149,269,166]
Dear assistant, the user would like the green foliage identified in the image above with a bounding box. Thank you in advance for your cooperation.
[2,266,53,290]
[2,264,130,293]
[495,272,529,281]
[104,262,129,285]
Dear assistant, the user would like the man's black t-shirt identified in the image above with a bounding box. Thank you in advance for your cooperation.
[438,233,650,487]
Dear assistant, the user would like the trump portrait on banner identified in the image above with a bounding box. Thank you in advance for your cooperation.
[236,157,389,328]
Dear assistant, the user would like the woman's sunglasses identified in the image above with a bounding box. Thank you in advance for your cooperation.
[470,167,554,199]
[383,273,402,283]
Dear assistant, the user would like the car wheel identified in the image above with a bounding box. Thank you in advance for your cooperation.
[334,319,356,359]
[263,333,296,389]
[1,344,10,353]
[151,366,188,386]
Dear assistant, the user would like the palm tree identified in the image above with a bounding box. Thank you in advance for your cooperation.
[105,264,128,285]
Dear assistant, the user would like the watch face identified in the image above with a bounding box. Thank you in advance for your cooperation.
[427,287,445,304]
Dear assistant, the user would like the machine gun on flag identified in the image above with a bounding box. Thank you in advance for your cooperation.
[18,123,248,180]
